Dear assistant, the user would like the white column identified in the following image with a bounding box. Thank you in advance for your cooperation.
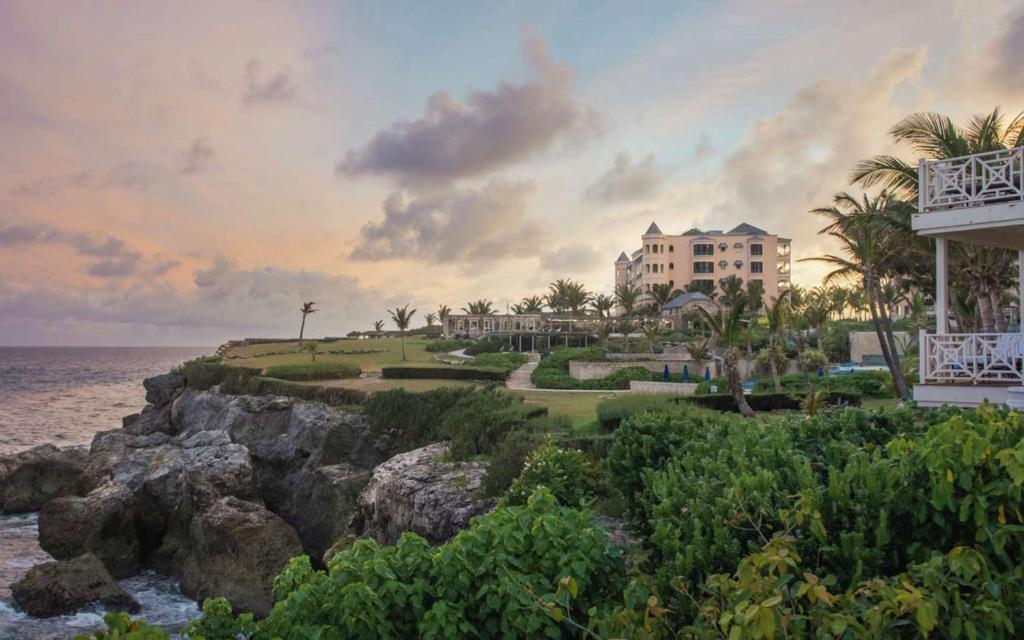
[935,238,948,334]
[1019,250,1024,334]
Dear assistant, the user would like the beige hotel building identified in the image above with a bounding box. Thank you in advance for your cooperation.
[615,222,791,306]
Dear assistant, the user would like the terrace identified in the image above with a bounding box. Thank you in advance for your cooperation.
[913,147,1024,406]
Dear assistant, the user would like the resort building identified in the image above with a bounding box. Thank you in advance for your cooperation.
[913,147,1024,407]
[615,222,791,308]
[444,312,667,340]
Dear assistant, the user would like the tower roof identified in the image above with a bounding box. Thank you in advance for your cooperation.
[616,251,630,263]
[727,222,768,235]
[644,222,663,235]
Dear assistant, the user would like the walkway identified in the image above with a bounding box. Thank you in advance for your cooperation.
[506,352,541,390]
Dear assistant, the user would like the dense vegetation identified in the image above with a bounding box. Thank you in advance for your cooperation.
[530,347,658,390]
[381,365,508,382]
[262,361,362,381]
[80,399,1024,639]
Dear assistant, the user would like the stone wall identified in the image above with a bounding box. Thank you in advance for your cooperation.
[850,331,909,364]
[629,381,699,396]
[569,360,697,380]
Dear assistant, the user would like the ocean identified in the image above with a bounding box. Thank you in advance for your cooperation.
[0,347,213,639]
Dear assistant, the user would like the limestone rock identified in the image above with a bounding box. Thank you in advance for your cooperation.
[179,496,303,617]
[352,442,493,545]
[0,444,88,513]
[11,553,140,618]
[143,372,185,408]
[38,482,141,579]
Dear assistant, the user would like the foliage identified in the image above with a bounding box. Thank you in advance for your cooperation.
[73,613,169,640]
[502,440,604,507]
[381,365,508,381]
[193,490,627,640]
[225,376,368,407]
[424,338,474,352]
[530,347,659,390]
[437,386,546,458]
[819,322,851,363]
[363,386,476,454]
[471,351,528,372]
[263,361,362,381]
[752,370,893,398]
[182,597,255,640]
[799,348,829,371]
[595,394,677,430]
[684,391,861,412]
[176,359,263,391]
[480,428,544,497]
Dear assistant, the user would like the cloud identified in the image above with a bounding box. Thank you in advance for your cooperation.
[991,6,1024,88]
[337,32,601,188]
[0,223,142,277]
[583,152,661,203]
[539,244,604,274]
[243,59,300,105]
[13,162,159,197]
[181,137,215,175]
[351,179,542,263]
[693,134,714,162]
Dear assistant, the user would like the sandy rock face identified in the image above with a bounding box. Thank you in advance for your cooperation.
[11,553,140,618]
[352,442,494,545]
[0,444,89,513]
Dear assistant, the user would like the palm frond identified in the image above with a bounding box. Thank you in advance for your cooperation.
[850,155,919,197]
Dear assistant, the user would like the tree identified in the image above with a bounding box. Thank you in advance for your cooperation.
[761,290,791,392]
[437,305,451,336]
[614,283,642,317]
[546,279,591,316]
[301,341,318,362]
[695,299,755,417]
[745,280,765,312]
[616,317,635,353]
[719,275,746,308]
[642,322,662,354]
[650,283,682,310]
[685,280,716,298]
[424,312,437,327]
[590,294,615,318]
[515,296,545,314]
[686,336,712,377]
[298,302,317,344]
[373,320,385,337]
[388,304,416,361]
[462,300,496,315]
[597,321,614,348]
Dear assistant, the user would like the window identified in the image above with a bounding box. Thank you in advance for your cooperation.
[645,244,650,253]
[718,242,728,251]
[750,244,763,256]
[645,284,651,292]
[669,280,674,287]
[693,261,714,273]
[668,262,674,269]
[645,264,650,273]
[751,261,763,273]
[733,242,744,249]
[734,260,743,268]
[652,244,658,253]
[669,245,674,252]
[693,243,714,256]
[718,260,728,268]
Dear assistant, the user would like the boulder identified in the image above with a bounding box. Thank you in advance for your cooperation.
[144,372,185,408]
[352,442,494,545]
[11,553,140,618]
[0,444,89,513]
[38,482,140,578]
[179,496,302,617]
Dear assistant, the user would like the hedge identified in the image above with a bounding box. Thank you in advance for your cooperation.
[262,361,362,381]
[176,360,263,391]
[238,378,367,406]
[381,366,508,381]
[682,390,861,412]
[176,359,367,406]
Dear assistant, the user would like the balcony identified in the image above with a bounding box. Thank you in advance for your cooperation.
[920,332,1024,384]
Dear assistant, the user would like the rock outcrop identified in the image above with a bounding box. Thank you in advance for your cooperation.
[0,444,89,513]
[352,442,494,545]
[11,553,139,618]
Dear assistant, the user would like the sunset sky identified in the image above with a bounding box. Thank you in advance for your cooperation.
[1,0,1022,346]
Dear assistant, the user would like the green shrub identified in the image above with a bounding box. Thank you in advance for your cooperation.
[424,339,474,353]
[437,387,545,458]
[530,348,658,390]
[752,370,894,398]
[800,348,829,371]
[470,351,528,372]
[684,391,861,412]
[502,441,604,507]
[381,366,507,381]
[363,387,476,455]
[480,429,544,497]
[72,612,170,639]
[223,376,368,407]
[463,338,503,356]
[176,360,263,391]
[595,394,677,430]
[263,361,362,381]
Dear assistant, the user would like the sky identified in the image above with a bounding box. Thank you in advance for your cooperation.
[1,0,1022,346]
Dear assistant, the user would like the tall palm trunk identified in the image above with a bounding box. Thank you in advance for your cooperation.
[725,348,755,417]
[977,292,995,333]
[770,357,781,392]
[399,330,406,361]
[794,331,811,387]
[990,290,1007,332]
[299,314,307,344]
[867,280,910,400]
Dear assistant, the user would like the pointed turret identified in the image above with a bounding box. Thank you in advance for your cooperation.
[644,222,663,235]
[616,251,630,263]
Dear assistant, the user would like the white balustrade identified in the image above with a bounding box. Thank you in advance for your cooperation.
[920,147,1024,212]
[921,332,1024,384]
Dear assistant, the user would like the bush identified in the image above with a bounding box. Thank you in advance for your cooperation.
[176,360,263,391]
[530,347,659,390]
[684,391,861,412]
[480,429,543,498]
[502,441,604,507]
[263,361,361,381]
[381,366,507,381]
[463,338,503,356]
[753,370,894,398]
[363,387,476,455]
[595,394,677,430]
[424,339,473,353]
[800,348,829,371]
[437,387,545,458]
[470,351,528,372]
[198,490,628,640]
[224,376,368,407]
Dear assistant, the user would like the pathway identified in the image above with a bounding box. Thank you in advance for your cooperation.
[505,352,541,390]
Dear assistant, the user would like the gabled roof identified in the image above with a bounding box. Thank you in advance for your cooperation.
[644,222,663,235]
[728,222,768,235]
[663,291,713,309]
[682,227,705,236]
[616,251,630,263]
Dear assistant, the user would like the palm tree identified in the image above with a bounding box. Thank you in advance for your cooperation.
[719,275,746,308]
[695,299,755,417]
[686,280,716,298]
[516,295,545,314]
[298,301,317,344]
[424,312,437,327]
[686,336,712,377]
[803,192,914,400]
[642,321,662,354]
[437,305,451,336]
[462,300,496,315]
[614,283,642,317]
[373,320,385,338]
[564,280,592,316]
[590,293,615,318]
[650,283,682,310]
[597,321,614,348]
[746,280,765,312]
[301,341,319,362]
[616,317,635,353]
[388,304,416,361]
[762,290,791,392]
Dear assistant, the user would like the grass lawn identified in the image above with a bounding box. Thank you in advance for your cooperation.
[314,376,480,393]
[511,390,617,430]
[223,338,436,373]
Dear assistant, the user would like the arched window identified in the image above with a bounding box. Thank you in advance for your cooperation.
[734,260,743,268]
[669,245,674,252]
[669,262,674,269]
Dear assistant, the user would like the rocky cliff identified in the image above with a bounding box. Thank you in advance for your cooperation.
[1,372,493,618]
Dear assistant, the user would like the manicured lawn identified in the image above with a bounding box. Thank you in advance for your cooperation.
[511,390,618,429]
[313,376,480,393]
[223,338,436,373]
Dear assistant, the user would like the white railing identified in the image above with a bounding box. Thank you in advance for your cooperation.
[919,147,1024,212]
[920,332,1024,384]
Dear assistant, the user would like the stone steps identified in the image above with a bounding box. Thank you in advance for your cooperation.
[506,353,541,390]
